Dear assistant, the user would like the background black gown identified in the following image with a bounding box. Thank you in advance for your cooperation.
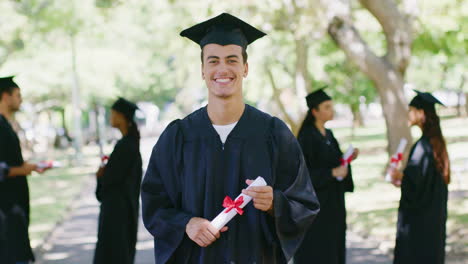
[295,124,354,264]
[141,105,320,264]
[94,135,143,264]
[0,114,34,263]
[393,136,448,264]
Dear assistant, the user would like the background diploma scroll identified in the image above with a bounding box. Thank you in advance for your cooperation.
[210,176,267,230]
[337,145,354,181]
[385,138,408,182]
[37,160,62,170]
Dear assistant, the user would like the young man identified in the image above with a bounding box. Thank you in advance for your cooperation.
[0,76,43,264]
[141,13,320,263]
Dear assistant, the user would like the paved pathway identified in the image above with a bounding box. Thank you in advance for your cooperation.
[34,179,154,264]
[35,137,392,264]
[35,177,392,264]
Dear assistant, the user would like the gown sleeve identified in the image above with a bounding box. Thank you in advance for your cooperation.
[141,120,194,263]
[329,131,354,192]
[95,138,137,201]
[101,139,135,187]
[269,117,320,261]
[0,125,9,181]
[401,139,434,209]
[0,162,7,182]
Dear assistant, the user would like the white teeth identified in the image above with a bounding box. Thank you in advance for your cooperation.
[215,78,231,83]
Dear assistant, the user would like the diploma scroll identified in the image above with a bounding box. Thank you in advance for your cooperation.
[210,176,267,230]
[100,155,109,168]
[37,160,62,170]
[385,138,407,182]
[337,145,354,181]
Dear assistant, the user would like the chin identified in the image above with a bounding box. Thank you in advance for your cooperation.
[210,88,236,98]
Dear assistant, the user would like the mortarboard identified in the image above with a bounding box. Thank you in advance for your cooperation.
[409,90,444,110]
[112,97,138,120]
[306,86,332,109]
[180,13,266,50]
[0,76,19,90]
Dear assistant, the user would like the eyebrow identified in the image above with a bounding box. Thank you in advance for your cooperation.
[206,55,240,60]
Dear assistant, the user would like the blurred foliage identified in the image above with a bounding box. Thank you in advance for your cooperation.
[0,0,466,121]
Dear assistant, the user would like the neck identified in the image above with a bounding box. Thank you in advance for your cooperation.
[207,96,245,125]
[119,124,129,137]
[314,119,326,135]
[0,104,13,120]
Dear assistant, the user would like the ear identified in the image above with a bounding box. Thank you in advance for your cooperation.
[243,62,249,78]
[419,109,426,123]
[311,108,318,117]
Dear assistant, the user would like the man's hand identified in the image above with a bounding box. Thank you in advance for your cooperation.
[23,163,38,175]
[390,168,403,187]
[186,217,228,247]
[352,148,360,161]
[34,164,51,174]
[96,167,105,178]
[242,179,274,213]
[8,162,41,177]
[332,166,348,179]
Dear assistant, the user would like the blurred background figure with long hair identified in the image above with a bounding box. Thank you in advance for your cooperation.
[295,87,358,264]
[391,90,450,264]
[94,97,143,264]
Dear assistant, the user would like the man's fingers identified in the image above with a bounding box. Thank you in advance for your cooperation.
[247,186,272,193]
[243,191,272,200]
[220,226,229,232]
[197,236,209,247]
[254,200,270,206]
[206,225,221,240]
[201,231,216,244]
[254,201,270,209]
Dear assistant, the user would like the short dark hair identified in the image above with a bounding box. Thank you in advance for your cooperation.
[0,86,18,101]
[201,48,248,64]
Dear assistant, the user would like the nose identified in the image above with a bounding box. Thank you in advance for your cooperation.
[216,61,229,74]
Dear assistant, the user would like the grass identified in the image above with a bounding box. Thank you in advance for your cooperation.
[27,144,114,249]
[22,116,468,262]
[329,116,468,261]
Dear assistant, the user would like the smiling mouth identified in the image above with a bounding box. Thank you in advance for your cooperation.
[214,78,234,84]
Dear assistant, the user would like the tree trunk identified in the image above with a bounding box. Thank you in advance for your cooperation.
[374,72,412,155]
[351,104,364,128]
[70,33,83,161]
[266,66,299,134]
[295,38,311,96]
[327,0,415,157]
[465,93,468,118]
[457,74,466,117]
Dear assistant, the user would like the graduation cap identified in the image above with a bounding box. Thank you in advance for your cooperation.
[111,97,138,120]
[306,86,332,109]
[409,90,444,110]
[0,76,19,90]
[180,13,266,50]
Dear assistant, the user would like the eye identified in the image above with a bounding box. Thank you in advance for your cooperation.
[228,59,238,63]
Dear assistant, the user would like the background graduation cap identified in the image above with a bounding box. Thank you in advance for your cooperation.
[112,97,139,120]
[306,86,332,109]
[0,76,19,90]
[180,13,266,50]
[409,90,444,110]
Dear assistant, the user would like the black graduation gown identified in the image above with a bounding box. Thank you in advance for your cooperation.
[295,124,354,264]
[141,105,320,264]
[0,114,34,263]
[393,136,447,264]
[94,135,143,264]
